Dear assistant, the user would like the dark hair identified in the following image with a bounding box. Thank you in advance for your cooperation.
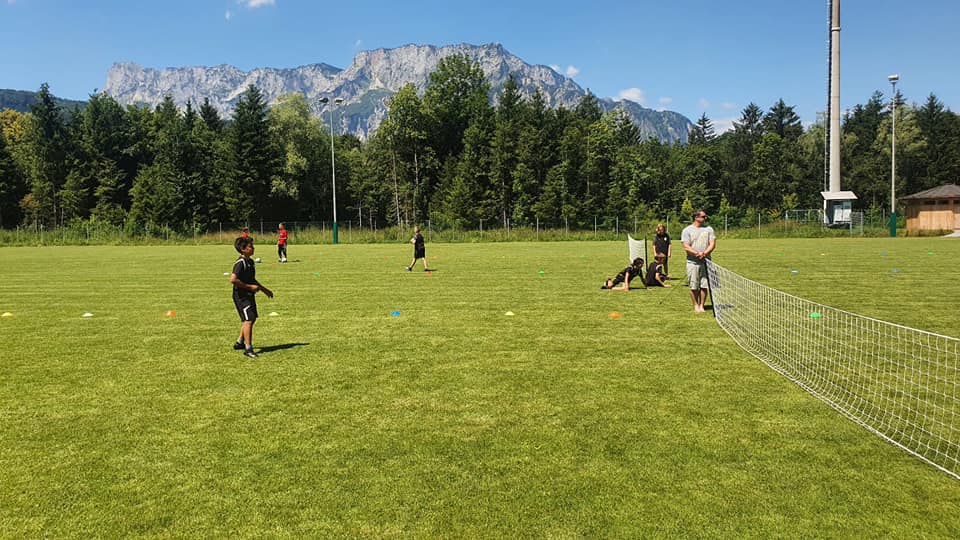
[632,257,644,267]
[235,236,254,253]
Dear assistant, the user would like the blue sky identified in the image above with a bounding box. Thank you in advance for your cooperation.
[1,0,957,131]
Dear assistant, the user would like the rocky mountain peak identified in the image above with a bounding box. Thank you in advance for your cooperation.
[102,43,691,143]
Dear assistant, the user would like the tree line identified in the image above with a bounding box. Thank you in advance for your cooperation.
[1,55,959,233]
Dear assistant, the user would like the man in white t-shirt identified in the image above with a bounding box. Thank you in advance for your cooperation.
[681,210,716,313]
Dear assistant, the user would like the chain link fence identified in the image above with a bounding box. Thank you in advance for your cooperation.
[1,208,909,246]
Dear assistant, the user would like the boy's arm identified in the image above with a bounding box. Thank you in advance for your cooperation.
[250,277,274,298]
[618,272,631,291]
[229,273,260,294]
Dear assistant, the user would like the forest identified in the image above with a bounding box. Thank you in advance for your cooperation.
[1,55,958,233]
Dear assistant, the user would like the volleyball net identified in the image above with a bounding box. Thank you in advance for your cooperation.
[705,259,960,479]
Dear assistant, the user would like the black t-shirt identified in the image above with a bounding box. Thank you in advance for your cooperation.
[612,264,641,286]
[645,262,665,286]
[232,257,258,298]
[654,233,671,255]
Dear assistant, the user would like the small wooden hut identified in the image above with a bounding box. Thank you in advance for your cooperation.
[902,184,960,232]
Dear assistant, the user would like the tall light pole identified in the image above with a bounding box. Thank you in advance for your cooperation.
[319,96,344,244]
[888,74,899,237]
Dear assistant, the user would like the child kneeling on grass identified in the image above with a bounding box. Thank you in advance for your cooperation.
[230,236,273,358]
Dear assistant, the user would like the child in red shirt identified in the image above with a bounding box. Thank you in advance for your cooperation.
[277,223,288,263]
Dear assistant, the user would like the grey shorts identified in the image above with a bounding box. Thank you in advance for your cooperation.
[686,260,709,290]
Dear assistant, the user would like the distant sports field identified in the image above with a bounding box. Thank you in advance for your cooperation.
[2,238,959,537]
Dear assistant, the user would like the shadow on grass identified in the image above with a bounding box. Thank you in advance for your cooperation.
[257,342,309,353]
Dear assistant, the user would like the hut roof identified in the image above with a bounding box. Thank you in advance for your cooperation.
[901,184,960,200]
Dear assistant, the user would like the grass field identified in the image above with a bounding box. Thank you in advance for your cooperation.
[2,238,959,538]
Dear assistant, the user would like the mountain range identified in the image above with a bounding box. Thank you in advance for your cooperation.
[103,43,691,144]
[6,43,692,144]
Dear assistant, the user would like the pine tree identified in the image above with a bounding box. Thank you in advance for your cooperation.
[689,113,716,145]
[762,99,803,140]
[0,129,23,227]
[199,98,224,133]
[226,85,281,221]
[26,83,68,226]
[492,75,523,225]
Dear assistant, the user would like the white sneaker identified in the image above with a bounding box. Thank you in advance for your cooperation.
[281,258,287,263]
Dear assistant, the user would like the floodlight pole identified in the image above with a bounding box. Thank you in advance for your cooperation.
[888,74,899,237]
[319,96,344,244]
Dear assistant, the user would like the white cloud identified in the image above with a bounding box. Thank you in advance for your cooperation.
[565,65,580,78]
[657,97,673,110]
[698,98,711,110]
[721,101,736,110]
[242,0,276,7]
[354,39,363,48]
[549,64,561,73]
[225,9,233,20]
[617,88,646,105]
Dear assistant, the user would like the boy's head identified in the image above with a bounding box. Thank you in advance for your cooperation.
[415,226,421,233]
[655,253,666,262]
[632,257,644,268]
[242,226,249,232]
[279,223,285,230]
[235,236,254,254]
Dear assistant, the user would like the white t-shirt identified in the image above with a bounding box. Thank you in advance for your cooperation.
[681,225,715,262]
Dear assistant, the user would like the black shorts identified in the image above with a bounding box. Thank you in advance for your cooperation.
[414,247,425,259]
[233,292,258,322]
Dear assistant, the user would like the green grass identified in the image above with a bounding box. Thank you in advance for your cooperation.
[1,238,959,538]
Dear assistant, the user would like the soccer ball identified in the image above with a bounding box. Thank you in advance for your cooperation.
[255,257,262,263]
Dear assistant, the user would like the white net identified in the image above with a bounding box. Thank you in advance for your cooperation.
[627,235,646,263]
[705,259,960,479]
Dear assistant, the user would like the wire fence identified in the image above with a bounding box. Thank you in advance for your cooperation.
[0,209,922,246]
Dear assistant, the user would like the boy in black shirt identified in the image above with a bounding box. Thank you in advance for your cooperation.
[230,236,273,358]
[406,226,430,271]
[601,258,644,291]
[645,253,672,287]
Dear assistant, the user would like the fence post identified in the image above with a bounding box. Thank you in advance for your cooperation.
[594,216,597,239]
[536,217,539,241]
[219,222,222,243]
[480,218,483,239]
[565,217,568,237]
[616,217,619,238]
[757,212,761,239]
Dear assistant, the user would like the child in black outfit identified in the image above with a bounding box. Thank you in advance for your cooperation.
[645,253,672,287]
[654,223,672,277]
[406,226,430,271]
[601,258,644,291]
[229,236,273,358]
